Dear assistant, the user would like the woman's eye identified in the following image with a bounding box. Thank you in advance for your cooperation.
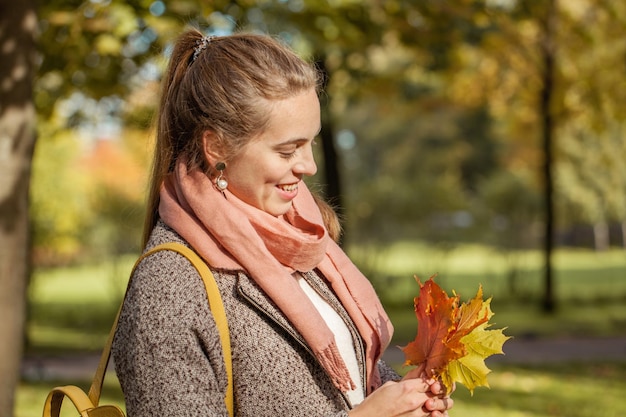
[279,149,297,159]
[277,138,314,159]
[278,145,300,159]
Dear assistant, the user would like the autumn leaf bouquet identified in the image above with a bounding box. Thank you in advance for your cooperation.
[401,276,510,394]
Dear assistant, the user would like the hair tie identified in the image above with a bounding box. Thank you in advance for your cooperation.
[192,36,214,63]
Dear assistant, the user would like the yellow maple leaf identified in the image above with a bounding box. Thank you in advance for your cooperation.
[402,277,511,394]
[445,324,511,394]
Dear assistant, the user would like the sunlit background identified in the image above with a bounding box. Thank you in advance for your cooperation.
[2,0,625,416]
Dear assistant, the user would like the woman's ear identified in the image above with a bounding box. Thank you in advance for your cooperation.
[202,130,223,167]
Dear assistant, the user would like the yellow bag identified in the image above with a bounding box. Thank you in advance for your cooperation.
[42,242,234,417]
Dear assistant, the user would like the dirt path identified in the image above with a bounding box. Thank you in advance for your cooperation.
[383,335,626,367]
[22,336,626,382]
[22,336,626,381]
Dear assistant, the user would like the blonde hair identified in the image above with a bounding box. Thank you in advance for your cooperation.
[143,28,341,246]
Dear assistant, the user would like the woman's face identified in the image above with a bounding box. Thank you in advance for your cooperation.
[224,88,321,217]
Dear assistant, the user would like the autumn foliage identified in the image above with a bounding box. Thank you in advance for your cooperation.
[401,276,510,394]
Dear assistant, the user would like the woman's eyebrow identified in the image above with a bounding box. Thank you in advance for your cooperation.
[275,127,321,146]
[273,138,309,148]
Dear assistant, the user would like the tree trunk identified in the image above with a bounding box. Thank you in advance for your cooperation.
[315,58,345,243]
[593,221,610,251]
[0,0,38,415]
[541,0,557,313]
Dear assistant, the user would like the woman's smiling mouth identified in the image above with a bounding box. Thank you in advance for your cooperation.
[278,183,298,192]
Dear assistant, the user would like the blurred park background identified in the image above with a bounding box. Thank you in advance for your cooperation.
[2,0,626,416]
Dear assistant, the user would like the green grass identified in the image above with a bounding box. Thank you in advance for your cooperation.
[396,361,626,417]
[350,242,626,304]
[349,242,626,342]
[26,254,137,353]
[29,256,133,305]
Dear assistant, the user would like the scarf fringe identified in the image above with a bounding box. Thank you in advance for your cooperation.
[317,343,357,393]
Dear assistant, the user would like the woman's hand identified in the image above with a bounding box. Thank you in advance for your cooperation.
[404,364,455,417]
[348,366,454,417]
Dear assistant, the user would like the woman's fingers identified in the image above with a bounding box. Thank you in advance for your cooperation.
[350,379,436,417]
[428,378,446,395]
[424,396,454,412]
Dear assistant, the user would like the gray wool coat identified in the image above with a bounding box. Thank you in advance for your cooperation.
[112,220,400,417]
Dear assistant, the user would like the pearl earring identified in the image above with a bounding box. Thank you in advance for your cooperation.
[215,162,228,191]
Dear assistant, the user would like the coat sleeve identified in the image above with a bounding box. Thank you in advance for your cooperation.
[377,359,401,383]
[112,249,230,416]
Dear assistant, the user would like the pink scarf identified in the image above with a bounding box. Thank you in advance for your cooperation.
[159,161,393,394]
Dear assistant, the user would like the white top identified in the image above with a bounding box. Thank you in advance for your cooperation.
[297,274,365,406]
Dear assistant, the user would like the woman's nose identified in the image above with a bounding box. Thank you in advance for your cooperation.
[295,144,317,176]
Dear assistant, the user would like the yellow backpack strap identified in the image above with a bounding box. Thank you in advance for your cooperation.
[42,384,125,417]
[86,242,233,417]
[43,385,97,417]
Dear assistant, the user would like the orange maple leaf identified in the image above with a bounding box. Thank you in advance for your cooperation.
[400,276,463,378]
[447,285,490,348]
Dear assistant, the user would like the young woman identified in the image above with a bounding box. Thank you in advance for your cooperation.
[112,28,454,417]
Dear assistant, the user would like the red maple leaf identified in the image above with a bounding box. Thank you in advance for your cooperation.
[400,276,464,378]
